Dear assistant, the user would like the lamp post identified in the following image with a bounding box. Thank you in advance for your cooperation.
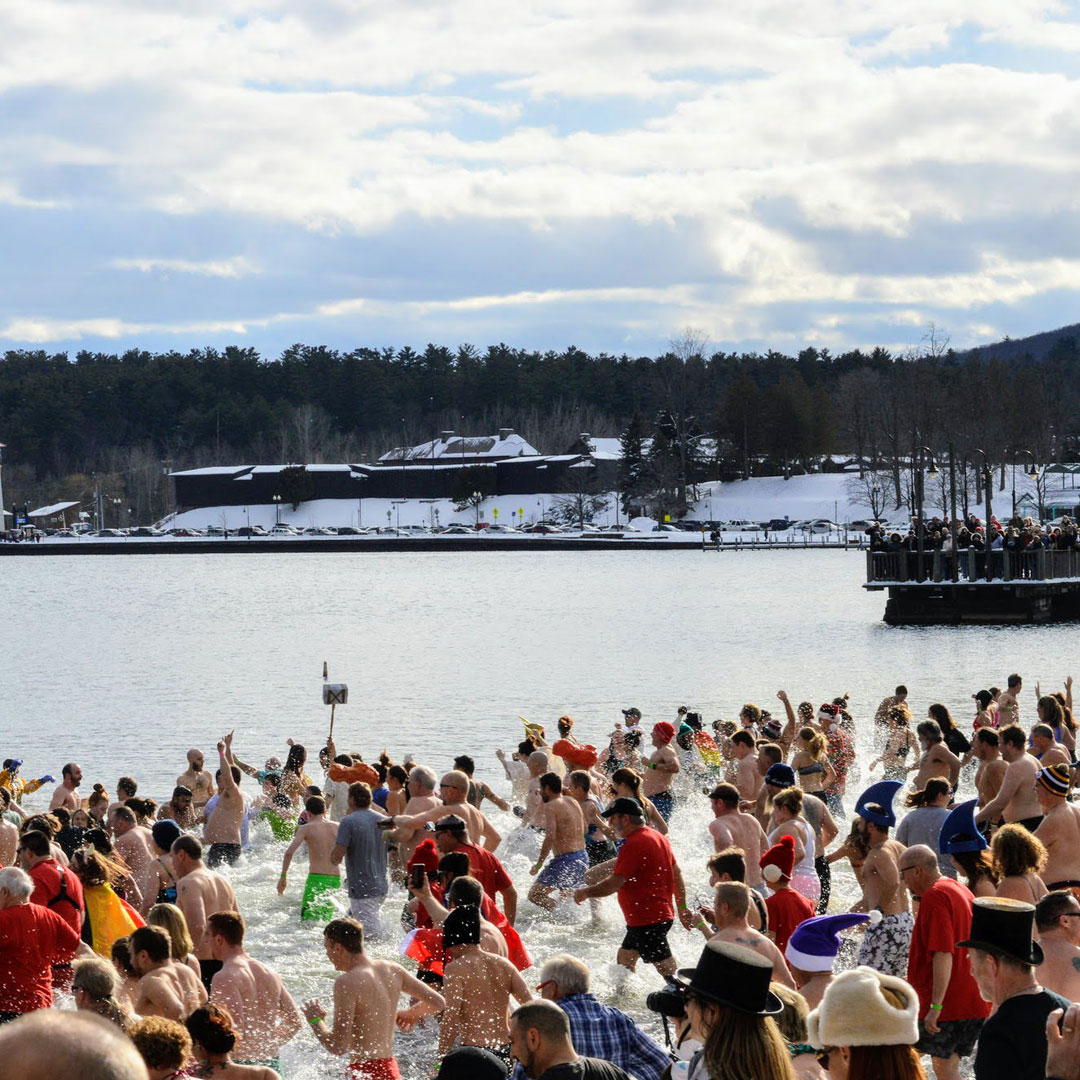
[111,497,121,531]
[472,491,481,532]
[964,448,992,580]
[912,445,937,581]
[272,493,282,526]
[1010,449,1038,522]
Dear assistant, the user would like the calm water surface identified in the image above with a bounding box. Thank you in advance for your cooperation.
[1,549,1067,1077]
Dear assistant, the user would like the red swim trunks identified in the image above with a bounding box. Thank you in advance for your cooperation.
[347,1059,401,1080]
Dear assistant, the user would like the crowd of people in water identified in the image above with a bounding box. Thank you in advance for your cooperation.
[6,677,1080,1080]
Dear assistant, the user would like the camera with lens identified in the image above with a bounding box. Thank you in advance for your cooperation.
[645,983,687,1019]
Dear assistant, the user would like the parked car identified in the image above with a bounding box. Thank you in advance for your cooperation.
[130,527,164,537]
[726,519,761,532]
[440,524,474,535]
[94,529,125,538]
[761,519,793,531]
[802,519,843,534]
[523,523,561,534]
[269,523,299,535]
[334,525,364,535]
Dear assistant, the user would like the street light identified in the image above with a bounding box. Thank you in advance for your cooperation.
[964,448,993,580]
[1010,449,1038,521]
[912,445,937,581]
[272,493,282,526]
[472,491,481,532]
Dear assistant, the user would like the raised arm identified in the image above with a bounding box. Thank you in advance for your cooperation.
[481,782,511,813]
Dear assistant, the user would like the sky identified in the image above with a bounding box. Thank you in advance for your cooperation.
[2,1,1080,360]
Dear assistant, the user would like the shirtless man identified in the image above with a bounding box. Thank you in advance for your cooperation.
[1034,891,1080,1002]
[1034,764,1080,892]
[975,725,1043,831]
[997,673,1023,727]
[49,762,82,813]
[973,728,1007,815]
[522,751,551,829]
[910,721,961,790]
[303,917,444,1077]
[204,737,244,868]
[391,770,500,852]
[157,787,198,830]
[389,766,442,864]
[206,911,303,1069]
[278,795,341,921]
[641,722,680,822]
[706,783,769,888]
[438,905,532,1060]
[178,749,214,812]
[171,834,239,992]
[727,732,762,804]
[1031,724,1071,769]
[852,795,912,979]
[0,811,18,867]
[112,805,157,916]
[131,924,207,1020]
[708,880,795,987]
[528,773,586,912]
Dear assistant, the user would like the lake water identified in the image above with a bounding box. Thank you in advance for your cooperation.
[2,549,1069,1077]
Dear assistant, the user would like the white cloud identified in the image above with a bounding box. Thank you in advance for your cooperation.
[110,255,260,278]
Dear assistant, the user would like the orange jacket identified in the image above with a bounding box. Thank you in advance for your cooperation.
[328,761,380,787]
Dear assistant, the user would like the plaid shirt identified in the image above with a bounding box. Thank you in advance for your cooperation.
[554,993,670,1080]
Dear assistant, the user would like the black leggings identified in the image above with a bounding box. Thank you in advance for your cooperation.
[815,854,831,914]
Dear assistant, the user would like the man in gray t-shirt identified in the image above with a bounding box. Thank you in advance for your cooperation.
[331,782,389,936]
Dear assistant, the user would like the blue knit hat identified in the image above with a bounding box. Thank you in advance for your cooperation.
[855,779,902,828]
[938,798,988,854]
[786,913,873,972]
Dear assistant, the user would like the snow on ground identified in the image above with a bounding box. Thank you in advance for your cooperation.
[160,472,1080,532]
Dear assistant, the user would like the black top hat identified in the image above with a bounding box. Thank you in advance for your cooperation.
[957,897,1044,966]
[600,796,645,819]
[675,940,783,1015]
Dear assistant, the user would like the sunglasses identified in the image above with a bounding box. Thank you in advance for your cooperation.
[816,1046,836,1070]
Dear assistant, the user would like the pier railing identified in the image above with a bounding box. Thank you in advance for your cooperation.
[867,547,1080,584]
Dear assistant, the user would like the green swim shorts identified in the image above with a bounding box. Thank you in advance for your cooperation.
[301,872,342,921]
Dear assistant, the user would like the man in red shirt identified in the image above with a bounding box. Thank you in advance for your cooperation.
[16,830,84,936]
[434,815,518,924]
[572,797,692,978]
[900,844,989,1080]
[0,866,81,1020]
[760,835,814,954]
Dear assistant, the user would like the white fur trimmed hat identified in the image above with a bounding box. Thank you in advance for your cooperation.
[806,966,919,1049]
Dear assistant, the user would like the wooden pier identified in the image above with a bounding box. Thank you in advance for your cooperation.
[864,549,1080,624]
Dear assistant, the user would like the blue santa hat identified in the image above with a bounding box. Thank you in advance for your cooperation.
[785,913,874,972]
[855,779,902,828]
[938,798,988,855]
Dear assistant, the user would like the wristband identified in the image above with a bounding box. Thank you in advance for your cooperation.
[309,1016,324,1027]
[929,1004,943,1011]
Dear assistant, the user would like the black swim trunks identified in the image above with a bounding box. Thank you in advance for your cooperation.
[1015,815,1044,833]
[620,920,674,964]
[206,843,242,868]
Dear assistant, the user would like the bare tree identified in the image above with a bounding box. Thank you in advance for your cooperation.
[844,469,892,520]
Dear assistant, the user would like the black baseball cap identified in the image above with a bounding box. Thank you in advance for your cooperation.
[621,707,642,719]
[433,814,468,834]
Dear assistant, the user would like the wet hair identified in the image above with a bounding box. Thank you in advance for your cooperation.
[611,768,644,801]
[1038,696,1064,731]
[740,704,762,724]
[18,830,52,858]
[111,938,136,978]
[843,818,872,861]
[517,740,537,757]
[916,720,943,744]
[130,1016,192,1071]
[387,765,409,786]
[731,730,755,750]
[206,911,245,947]
[887,704,911,726]
[1008,673,1022,689]
[797,701,814,720]
[147,904,195,959]
[117,777,137,798]
[975,728,999,748]
[895,685,908,697]
[707,847,747,882]
[974,690,994,711]
[623,729,642,750]
[905,777,950,808]
[130,925,172,964]
[71,847,127,889]
[928,704,957,732]
[991,823,1047,878]
[447,876,484,908]
[284,744,306,775]
[1000,724,1027,750]
[539,772,562,795]
[324,917,364,954]
[186,1004,237,1055]
[1051,692,1078,734]
[126,797,155,822]
[772,788,804,816]
[305,795,326,816]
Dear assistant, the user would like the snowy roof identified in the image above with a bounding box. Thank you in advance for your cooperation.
[379,431,539,463]
[28,500,80,518]
[243,464,354,475]
[170,466,252,477]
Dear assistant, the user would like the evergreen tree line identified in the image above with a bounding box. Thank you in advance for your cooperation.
[1,331,1078,523]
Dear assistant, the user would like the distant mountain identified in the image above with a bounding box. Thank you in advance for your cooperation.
[957,322,1080,365]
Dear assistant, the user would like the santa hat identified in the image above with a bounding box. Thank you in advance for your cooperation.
[760,835,795,882]
[807,967,920,1049]
[817,703,840,726]
[938,799,988,855]
[407,837,441,877]
[855,779,902,828]
[786,913,874,972]
[653,722,676,744]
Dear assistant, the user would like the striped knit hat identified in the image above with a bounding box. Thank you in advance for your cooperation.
[1037,763,1071,797]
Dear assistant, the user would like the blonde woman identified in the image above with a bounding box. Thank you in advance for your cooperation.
[147,902,202,980]
[769,788,820,905]
[791,729,834,801]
